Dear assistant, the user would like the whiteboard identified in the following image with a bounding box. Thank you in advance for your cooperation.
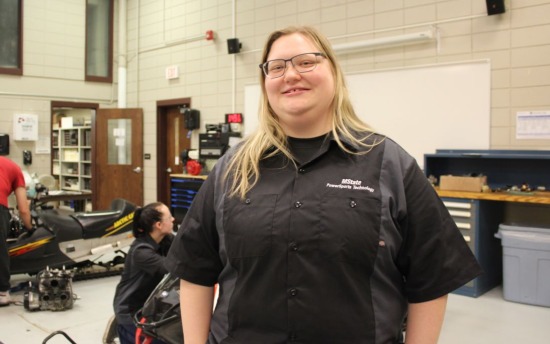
[244,60,490,168]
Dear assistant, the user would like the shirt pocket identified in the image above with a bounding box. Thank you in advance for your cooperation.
[223,194,278,258]
[319,192,381,267]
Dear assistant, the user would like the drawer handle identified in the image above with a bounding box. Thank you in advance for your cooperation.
[449,210,471,218]
[443,201,472,209]
[456,222,471,229]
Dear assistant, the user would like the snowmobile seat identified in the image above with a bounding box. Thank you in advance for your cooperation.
[71,199,136,239]
[40,211,83,242]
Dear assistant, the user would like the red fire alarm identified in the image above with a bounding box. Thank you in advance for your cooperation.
[206,30,214,41]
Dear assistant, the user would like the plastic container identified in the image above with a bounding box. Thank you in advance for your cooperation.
[495,224,550,307]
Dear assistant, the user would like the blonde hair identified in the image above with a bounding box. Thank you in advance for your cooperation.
[225,26,382,199]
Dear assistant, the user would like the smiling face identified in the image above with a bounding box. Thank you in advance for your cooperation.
[264,33,335,138]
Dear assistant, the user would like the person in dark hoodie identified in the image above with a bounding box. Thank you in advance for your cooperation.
[113,202,174,344]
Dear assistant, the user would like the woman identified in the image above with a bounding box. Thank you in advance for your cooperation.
[113,202,174,344]
[166,26,482,344]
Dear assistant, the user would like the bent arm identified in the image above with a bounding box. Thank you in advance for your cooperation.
[180,279,214,344]
[15,186,32,229]
[405,294,448,344]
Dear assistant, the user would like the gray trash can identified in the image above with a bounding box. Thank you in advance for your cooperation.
[495,224,550,307]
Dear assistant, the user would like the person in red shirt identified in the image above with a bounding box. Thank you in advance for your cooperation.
[0,156,32,306]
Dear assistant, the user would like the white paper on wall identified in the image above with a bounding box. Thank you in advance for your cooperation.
[13,114,38,141]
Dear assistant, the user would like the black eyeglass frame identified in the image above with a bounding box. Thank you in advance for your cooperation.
[259,52,326,79]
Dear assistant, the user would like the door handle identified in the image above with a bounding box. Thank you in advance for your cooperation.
[133,167,142,173]
[166,167,172,173]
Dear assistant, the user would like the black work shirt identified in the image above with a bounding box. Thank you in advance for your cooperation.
[114,234,172,325]
[166,134,482,344]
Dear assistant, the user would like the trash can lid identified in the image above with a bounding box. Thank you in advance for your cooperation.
[499,223,550,235]
[496,224,550,250]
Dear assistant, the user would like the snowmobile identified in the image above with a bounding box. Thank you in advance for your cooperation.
[133,273,183,344]
[102,274,183,344]
[8,184,137,276]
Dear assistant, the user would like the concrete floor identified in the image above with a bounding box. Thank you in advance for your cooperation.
[1,274,549,344]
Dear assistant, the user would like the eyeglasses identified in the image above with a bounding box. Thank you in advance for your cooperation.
[259,52,326,79]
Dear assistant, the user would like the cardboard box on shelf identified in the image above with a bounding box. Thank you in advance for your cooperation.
[439,175,487,192]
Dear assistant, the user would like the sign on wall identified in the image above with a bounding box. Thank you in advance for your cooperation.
[13,114,38,141]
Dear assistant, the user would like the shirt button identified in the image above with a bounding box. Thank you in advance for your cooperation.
[245,198,251,204]
[288,288,298,297]
[294,201,302,208]
[289,242,299,252]
[350,200,357,208]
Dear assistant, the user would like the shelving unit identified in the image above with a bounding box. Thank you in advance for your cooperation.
[51,102,97,211]
[52,126,93,192]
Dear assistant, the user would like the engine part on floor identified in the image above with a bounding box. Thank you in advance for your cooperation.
[11,256,126,296]
[24,266,75,312]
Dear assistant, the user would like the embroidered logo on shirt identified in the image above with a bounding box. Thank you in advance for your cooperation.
[326,178,375,192]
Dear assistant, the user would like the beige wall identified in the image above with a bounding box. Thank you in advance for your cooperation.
[1,0,549,205]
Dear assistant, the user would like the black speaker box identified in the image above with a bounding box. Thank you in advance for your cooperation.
[227,38,241,54]
[0,134,9,155]
[184,109,200,130]
[486,0,505,15]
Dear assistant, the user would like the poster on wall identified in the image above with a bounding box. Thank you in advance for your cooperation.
[36,136,51,154]
[13,114,38,141]
[516,111,550,139]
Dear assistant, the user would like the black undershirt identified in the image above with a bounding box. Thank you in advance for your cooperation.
[287,134,329,165]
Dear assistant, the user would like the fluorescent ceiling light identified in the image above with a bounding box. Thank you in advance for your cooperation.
[332,29,435,54]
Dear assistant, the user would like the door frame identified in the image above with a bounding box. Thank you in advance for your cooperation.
[156,97,191,204]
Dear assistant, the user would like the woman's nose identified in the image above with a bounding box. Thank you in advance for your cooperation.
[284,63,302,80]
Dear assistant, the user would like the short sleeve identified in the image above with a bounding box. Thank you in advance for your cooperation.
[396,155,483,303]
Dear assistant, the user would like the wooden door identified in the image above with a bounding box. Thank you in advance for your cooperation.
[165,106,191,186]
[95,108,144,210]
[156,99,191,206]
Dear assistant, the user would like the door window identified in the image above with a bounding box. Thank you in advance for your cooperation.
[107,119,132,165]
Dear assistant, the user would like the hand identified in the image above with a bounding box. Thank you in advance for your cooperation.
[26,226,37,235]
[18,228,35,240]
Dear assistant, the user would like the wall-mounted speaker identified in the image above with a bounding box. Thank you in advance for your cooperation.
[184,109,200,130]
[486,0,505,16]
[0,134,9,155]
[227,38,241,54]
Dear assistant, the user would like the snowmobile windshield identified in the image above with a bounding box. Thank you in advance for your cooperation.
[141,273,180,322]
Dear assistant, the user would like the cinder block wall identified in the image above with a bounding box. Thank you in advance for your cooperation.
[1,0,549,204]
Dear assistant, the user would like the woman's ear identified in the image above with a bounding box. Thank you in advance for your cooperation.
[153,220,163,231]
